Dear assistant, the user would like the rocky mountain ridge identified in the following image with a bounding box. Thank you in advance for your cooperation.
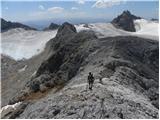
[1,18,37,32]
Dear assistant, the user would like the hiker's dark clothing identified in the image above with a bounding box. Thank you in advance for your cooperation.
[88,73,94,90]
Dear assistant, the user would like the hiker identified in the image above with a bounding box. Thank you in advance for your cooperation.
[87,72,94,90]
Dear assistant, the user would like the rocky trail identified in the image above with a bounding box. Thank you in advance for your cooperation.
[1,67,158,119]
[16,74,158,119]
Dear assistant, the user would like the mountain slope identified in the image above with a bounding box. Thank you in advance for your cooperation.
[2,22,158,119]
[1,14,158,61]
[1,18,37,32]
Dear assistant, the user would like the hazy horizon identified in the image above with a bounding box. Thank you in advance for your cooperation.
[1,0,159,29]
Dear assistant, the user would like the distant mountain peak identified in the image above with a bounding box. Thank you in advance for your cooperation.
[1,18,37,32]
[43,23,60,31]
[122,10,131,15]
[57,22,77,36]
[111,10,141,32]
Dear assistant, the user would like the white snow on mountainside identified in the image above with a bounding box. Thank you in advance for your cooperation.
[1,19,158,60]
[75,19,159,39]
[1,28,57,60]
[133,19,159,38]
[75,23,130,38]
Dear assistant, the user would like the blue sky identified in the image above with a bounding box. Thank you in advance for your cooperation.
[1,0,159,26]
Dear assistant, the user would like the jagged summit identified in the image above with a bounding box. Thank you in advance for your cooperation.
[121,10,131,16]
[43,23,60,31]
[57,22,77,36]
[121,10,141,20]
[111,10,141,32]
[1,18,37,32]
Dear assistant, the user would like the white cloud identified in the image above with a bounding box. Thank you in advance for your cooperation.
[92,0,126,8]
[39,5,45,10]
[71,7,78,10]
[47,7,64,13]
[77,0,85,4]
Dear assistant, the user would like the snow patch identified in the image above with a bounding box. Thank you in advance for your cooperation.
[1,28,57,60]
[134,19,158,36]
[75,20,159,40]
[75,23,130,38]
[31,71,37,78]
[0,102,22,118]
[18,65,27,73]
[89,23,131,38]
[1,20,158,60]
[74,24,90,32]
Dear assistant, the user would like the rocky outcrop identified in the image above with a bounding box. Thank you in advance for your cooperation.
[9,22,98,104]
[111,10,141,32]
[56,22,77,36]
[151,18,158,21]
[101,36,159,109]
[43,23,60,31]
[1,102,29,119]
[1,18,37,32]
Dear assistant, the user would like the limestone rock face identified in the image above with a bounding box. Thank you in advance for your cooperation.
[111,10,141,32]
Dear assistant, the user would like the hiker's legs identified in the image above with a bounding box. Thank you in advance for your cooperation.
[90,82,93,90]
[99,78,102,83]
[88,82,90,89]
[89,82,91,90]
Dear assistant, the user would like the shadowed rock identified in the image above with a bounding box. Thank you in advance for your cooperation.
[43,23,60,31]
[9,22,98,104]
[1,18,37,32]
[111,10,141,32]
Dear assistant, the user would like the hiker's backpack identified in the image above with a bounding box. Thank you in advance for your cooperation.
[88,74,94,82]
